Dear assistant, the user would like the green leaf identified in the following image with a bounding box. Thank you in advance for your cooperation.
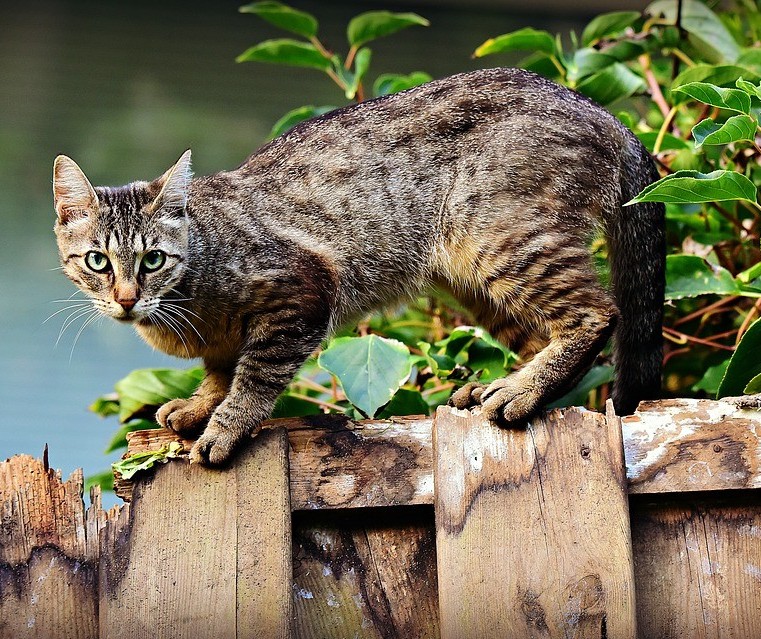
[236,39,331,71]
[737,49,761,75]
[672,65,761,92]
[344,47,371,99]
[736,76,761,99]
[239,1,318,38]
[745,372,761,394]
[474,28,557,58]
[672,82,751,113]
[89,394,120,418]
[378,388,430,418]
[318,335,412,418]
[692,114,757,148]
[347,11,428,48]
[105,419,157,454]
[114,367,204,423]
[718,318,761,397]
[601,40,648,63]
[85,470,114,493]
[269,105,336,139]
[548,365,615,408]
[737,261,761,285]
[628,170,757,205]
[636,131,691,152]
[466,340,511,383]
[664,254,739,300]
[581,11,641,46]
[112,442,183,480]
[648,0,740,63]
[575,62,645,105]
[373,71,432,97]
[567,48,617,83]
[692,359,730,395]
[271,392,324,418]
[418,341,457,376]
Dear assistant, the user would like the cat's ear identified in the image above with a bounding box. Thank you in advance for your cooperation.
[150,149,192,216]
[52,155,98,225]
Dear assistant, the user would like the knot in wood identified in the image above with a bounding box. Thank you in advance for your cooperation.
[580,444,591,459]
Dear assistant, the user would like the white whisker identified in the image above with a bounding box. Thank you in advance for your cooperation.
[43,302,91,324]
[69,311,101,361]
[153,308,192,358]
[55,306,97,348]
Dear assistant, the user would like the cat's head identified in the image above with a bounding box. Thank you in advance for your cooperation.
[53,150,192,324]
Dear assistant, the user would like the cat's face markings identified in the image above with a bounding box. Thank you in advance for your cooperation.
[53,151,192,324]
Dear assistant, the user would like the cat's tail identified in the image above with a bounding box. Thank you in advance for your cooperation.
[608,137,665,415]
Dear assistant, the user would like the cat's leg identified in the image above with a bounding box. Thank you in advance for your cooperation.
[156,367,231,436]
[452,273,617,425]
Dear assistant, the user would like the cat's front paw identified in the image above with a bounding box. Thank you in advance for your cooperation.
[189,419,243,466]
[448,382,487,409]
[156,397,213,436]
[480,377,541,426]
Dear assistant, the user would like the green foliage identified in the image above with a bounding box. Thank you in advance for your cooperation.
[238,2,429,136]
[112,442,183,480]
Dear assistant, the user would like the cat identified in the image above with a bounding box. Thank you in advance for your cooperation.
[53,67,665,466]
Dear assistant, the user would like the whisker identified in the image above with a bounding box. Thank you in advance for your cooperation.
[55,307,97,348]
[162,302,209,332]
[69,311,101,361]
[43,302,91,324]
[153,308,192,358]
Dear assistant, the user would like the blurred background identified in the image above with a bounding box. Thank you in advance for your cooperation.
[0,0,648,500]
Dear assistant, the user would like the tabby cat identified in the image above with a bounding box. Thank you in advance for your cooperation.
[53,67,664,465]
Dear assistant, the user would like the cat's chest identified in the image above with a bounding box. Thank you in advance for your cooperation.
[135,316,242,362]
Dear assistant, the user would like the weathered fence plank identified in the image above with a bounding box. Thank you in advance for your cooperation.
[291,507,439,639]
[631,496,761,639]
[434,405,637,639]
[117,399,761,507]
[0,454,106,639]
[100,427,291,639]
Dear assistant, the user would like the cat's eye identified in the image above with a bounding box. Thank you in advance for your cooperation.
[141,250,166,273]
[85,251,111,273]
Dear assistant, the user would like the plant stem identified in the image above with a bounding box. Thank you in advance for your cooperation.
[736,298,761,343]
[345,45,358,70]
[654,105,679,153]
[663,326,736,351]
[674,295,739,326]
[287,391,348,413]
[639,54,671,119]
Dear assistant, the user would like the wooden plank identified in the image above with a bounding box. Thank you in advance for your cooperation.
[291,507,439,639]
[236,428,292,639]
[631,496,761,639]
[0,453,114,639]
[116,399,761,509]
[624,398,761,495]
[100,427,291,639]
[434,405,636,639]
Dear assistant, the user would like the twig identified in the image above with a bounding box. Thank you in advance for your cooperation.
[736,298,761,344]
[663,326,736,351]
[639,54,671,119]
[674,295,739,326]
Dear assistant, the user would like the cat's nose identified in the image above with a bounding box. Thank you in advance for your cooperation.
[117,297,137,312]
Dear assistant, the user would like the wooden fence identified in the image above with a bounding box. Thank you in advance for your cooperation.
[2,398,761,638]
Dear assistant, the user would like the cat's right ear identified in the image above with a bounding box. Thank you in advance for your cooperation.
[52,155,98,226]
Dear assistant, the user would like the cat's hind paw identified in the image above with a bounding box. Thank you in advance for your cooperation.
[480,377,540,426]
[448,382,487,410]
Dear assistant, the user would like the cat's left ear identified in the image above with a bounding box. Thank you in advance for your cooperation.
[150,149,193,216]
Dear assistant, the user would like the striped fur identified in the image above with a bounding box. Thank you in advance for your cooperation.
[53,67,664,465]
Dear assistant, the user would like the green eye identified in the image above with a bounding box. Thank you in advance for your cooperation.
[85,251,110,273]
[141,250,166,273]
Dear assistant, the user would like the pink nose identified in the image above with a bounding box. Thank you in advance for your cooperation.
[117,298,137,312]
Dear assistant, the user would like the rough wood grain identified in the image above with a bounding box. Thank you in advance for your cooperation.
[116,399,761,507]
[631,496,761,639]
[100,427,291,639]
[435,405,636,639]
[0,454,117,639]
[291,507,439,639]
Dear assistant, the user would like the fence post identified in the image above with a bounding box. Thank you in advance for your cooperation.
[434,405,636,639]
[100,427,292,639]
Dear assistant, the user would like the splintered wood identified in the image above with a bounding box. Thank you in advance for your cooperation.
[434,406,636,639]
